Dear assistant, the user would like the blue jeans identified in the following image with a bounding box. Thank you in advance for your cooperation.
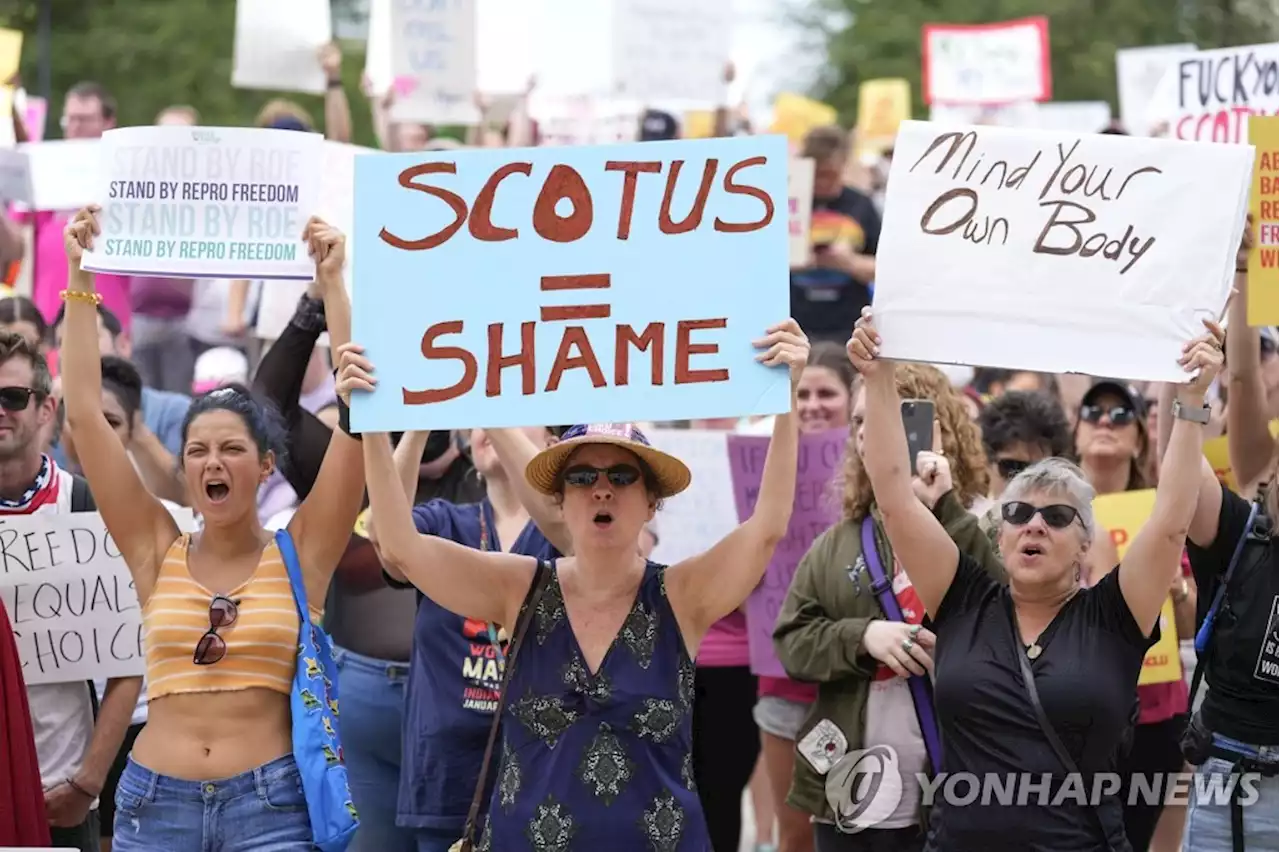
[111,754,311,851]
[335,647,417,852]
[1184,743,1280,852]
[415,826,462,852]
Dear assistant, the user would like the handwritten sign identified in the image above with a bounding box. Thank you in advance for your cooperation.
[231,0,333,96]
[0,509,195,686]
[350,137,791,432]
[648,429,739,565]
[856,79,912,153]
[729,427,845,678]
[922,17,1051,105]
[1093,489,1182,686]
[1152,43,1279,144]
[611,0,732,104]
[789,158,815,267]
[872,121,1252,382]
[1249,114,1279,326]
[389,0,479,126]
[1115,44,1197,136]
[80,126,323,281]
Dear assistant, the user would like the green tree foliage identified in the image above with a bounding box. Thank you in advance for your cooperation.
[799,0,1278,127]
[1,0,379,145]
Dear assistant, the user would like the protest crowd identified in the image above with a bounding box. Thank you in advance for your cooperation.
[0,5,1276,852]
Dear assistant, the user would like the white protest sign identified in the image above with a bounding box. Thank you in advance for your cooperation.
[611,0,733,105]
[80,126,324,281]
[389,0,479,126]
[1115,44,1197,136]
[231,0,333,96]
[923,17,1051,105]
[364,0,394,97]
[789,158,815,267]
[18,140,98,211]
[648,429,739,564]
[0,147,31,205]
[318,141,377,291]
[871,121,1251,382]
[1148,43,1279,144]
[1,508,196,686]
[929,100,1039,128]
[1033,102,1112,134]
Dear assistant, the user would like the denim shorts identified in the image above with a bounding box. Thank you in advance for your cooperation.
[112,753,312,851]
[754,695,810,740]
[1184,751,1280,852]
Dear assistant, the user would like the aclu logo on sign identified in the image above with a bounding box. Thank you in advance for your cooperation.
[826,745,904,833]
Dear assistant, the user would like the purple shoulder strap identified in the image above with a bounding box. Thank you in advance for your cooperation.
[860,515,943,775]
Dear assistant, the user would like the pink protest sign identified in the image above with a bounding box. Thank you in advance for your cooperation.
[22,96,46,142]
[728,427,846,678]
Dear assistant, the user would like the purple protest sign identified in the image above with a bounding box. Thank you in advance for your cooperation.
[728,427,846,678]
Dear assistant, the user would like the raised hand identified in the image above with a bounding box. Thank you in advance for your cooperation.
[846,306,888,378]
[63,205,101,263]
[753,318,810,391]
[911,420,953,510]
[303,216,346,281]
[1178,317,1227,401]
[335,342,376,406]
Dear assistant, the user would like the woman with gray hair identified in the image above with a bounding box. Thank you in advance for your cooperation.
[847,306,1225,852]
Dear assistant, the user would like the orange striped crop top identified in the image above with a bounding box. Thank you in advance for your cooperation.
[144,535,323,699]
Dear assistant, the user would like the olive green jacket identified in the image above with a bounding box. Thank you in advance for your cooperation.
[771,491,1006,821]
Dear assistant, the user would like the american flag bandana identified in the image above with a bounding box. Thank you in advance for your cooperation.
[0,454,61,514]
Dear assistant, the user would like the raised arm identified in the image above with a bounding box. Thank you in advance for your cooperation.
[849,310,958,618]
[486,428,572,554]
[286,220,366,604]
[363,429,535,628]
[1156,381,1224,548]
[365,429,429,584]
[61,208,178,603]
[319,43,352,144]
[664,319,807,651]
[1119,321,1226,634]
[1226,221,1275,493]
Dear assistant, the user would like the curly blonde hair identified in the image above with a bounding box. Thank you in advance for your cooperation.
[841,363,990,522]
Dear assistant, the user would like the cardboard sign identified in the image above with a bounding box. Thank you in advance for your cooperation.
[856,78,911,152]
[922,17,1052,105]
[789,158,815,267]
[1249,114,1279,327]
[872,121,1251,382]
[1115,44,1197,136]
[1,509,195,686]
[350,137,791,432]
[770,94,838,146]
[80,126,324,281]
[231,0,333,96]
[1093,489,1183,686]
[647,428,739,565]
[611,0,732,104]
[1151,43,1279,144]
[388,0,479,126]
[728,427,845,678]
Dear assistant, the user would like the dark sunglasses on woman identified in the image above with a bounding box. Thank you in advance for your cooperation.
[0,386,38,412]
[1002,501,1082,530]
[562,464,642,488]
[1079,404,1136,426]
[193,595,238,665]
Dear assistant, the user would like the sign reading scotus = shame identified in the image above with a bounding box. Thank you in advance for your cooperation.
[871,121,1252,382]
[0,508,194,685]
[81,125,323,281]
[350,136,791,432]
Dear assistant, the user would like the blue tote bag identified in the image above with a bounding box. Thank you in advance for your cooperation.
[276,529,359,852]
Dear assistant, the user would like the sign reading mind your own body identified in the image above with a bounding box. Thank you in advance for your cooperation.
[81,125,323,280]
[351,136,791,432]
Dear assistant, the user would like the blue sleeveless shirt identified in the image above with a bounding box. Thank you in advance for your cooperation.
[478,560,710,851]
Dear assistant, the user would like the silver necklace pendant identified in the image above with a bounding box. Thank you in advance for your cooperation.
[1027,644,1043,660]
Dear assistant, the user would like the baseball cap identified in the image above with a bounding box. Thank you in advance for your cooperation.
[268,115,312,132]
[1082,379,1146,417]
[193,347,249,395]
[639,109,679,142]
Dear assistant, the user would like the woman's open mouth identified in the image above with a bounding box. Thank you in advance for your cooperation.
[593,511,614,529]
[1020,543,1045,559]
[205,481,230,503]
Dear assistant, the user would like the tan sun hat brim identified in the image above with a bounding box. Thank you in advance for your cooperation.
[525,435,692,498]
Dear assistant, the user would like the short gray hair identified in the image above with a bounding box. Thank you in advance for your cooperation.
[1001,458,1096,540]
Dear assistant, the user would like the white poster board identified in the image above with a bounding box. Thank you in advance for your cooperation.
[923,17,1051,105]
[648,429,738,565]
[1,509,195,686]
[929,101,1039,128]
[789,158,815,267]
[871,120,1251,382]
[1147,43,1280,144]
[1115,44,1197,136]
[231,0,333,96]
[0,148,31,205]
[18,140,99,212]
[364,0,394,97]
[388,0,479,126]
[80,126,324,281]
[1033,102,1112,134]
[611,0,733,105]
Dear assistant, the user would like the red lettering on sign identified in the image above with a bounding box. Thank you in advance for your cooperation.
[404,321,476,404]
[615,323,665,386]
[486,321,536,397]
[546,327,607,391]
[675,319,729,384]
[379,162,467,250]
[470,162,533,242]
[532,165,593,243]
[605,161,662,239]
[659,159,718,235]
[715,156,775,233]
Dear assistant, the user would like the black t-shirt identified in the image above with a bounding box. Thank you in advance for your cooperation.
[1186,484,1278,746]
[789,186,881,343]
[926,554,1156,852]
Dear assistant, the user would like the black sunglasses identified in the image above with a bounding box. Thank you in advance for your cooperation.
[1002,501,1081,530]
[1079,404,1136,426]
[562,464,642,488]
[996,458,1032,481]
[193,595,238,666]
[0,386,38,412]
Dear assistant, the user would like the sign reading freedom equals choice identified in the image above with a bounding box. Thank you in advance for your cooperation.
[351,136,791,432]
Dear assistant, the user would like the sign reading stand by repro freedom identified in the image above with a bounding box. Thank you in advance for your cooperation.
[80,126,323,281]
[871,121,1253,382]
[350,136,791,432]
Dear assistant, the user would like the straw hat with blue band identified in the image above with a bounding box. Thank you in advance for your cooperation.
[524,423,692,498]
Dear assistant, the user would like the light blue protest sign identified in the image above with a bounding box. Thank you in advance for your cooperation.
[350,136,791,432]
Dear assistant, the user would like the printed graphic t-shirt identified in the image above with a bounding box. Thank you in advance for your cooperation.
[789,187,881,343]
[394,499,559,830]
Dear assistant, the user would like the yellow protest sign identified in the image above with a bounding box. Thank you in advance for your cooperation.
[354,506,370,539]
[770,93,838,146]
[0,29,19,85]
[1248,115,1278,326]
[683,110,715,139]
[1093,489,1183,686]
[1203,419,1280,493]
[855,78,910,154]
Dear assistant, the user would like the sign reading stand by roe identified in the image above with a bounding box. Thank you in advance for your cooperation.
[351,136,790,432]
[80,126,323,281]
[872,121,1252,382]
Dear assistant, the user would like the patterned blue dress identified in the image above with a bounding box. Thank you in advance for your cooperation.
[478,560,710,851]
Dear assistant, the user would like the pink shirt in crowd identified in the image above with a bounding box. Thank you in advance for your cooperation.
[695,612,751,668]
[17,211,133,332]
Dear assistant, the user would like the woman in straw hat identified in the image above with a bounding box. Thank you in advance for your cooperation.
[353,318,810,851]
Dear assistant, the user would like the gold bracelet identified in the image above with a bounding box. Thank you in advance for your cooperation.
[60,289,103,306]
